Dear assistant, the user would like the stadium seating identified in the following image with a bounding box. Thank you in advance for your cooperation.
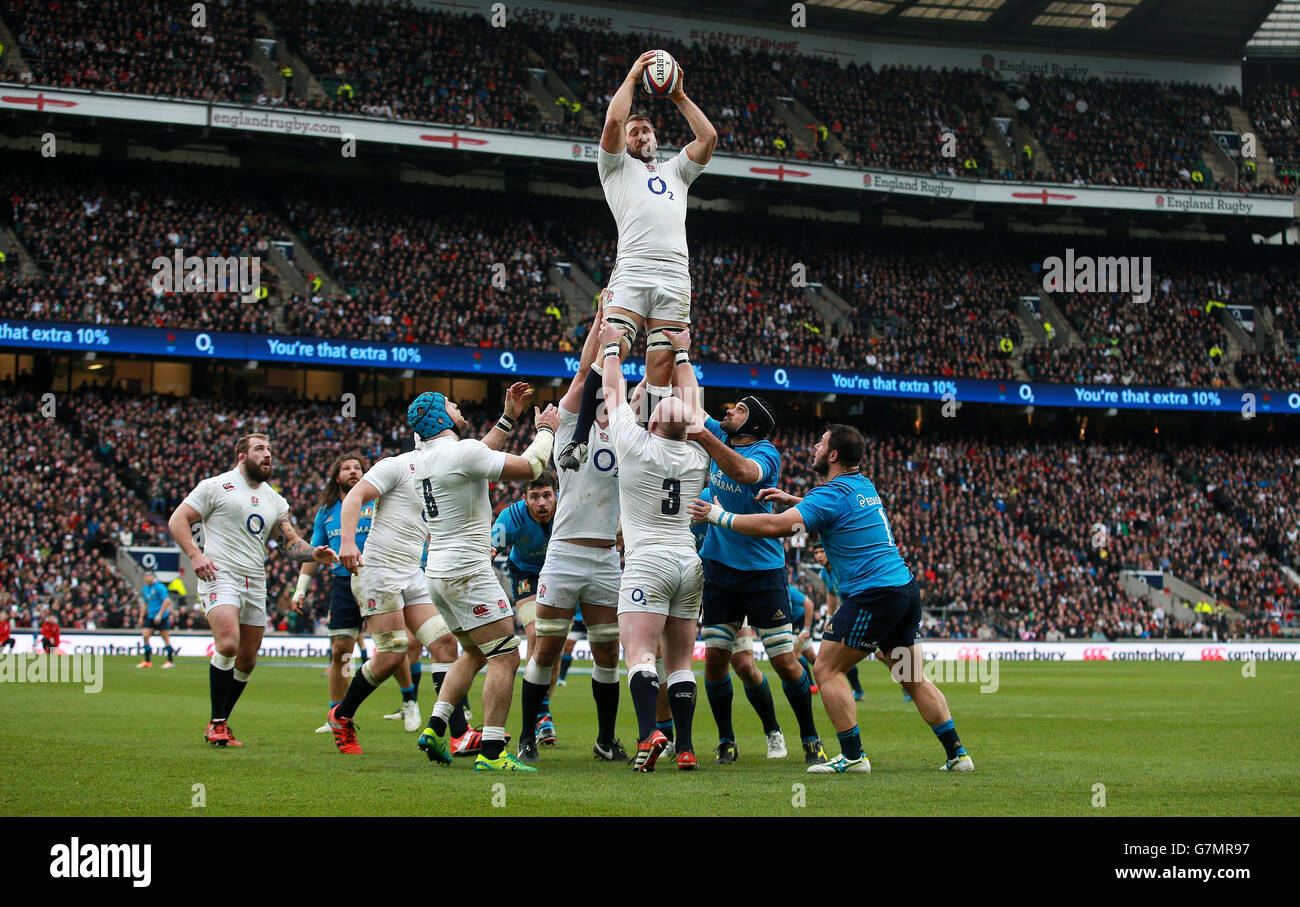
[2,3,1295,196]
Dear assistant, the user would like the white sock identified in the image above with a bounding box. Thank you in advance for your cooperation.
[433,700,455,722]
[482,726,506,742]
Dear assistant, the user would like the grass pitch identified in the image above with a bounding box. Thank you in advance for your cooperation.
[2,656,1297,817]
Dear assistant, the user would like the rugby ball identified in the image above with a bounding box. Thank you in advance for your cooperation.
[642,50,681,97]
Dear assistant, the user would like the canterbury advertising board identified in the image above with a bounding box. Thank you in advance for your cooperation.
[18,634,1297,663]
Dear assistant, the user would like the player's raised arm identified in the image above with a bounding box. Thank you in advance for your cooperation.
[168,500,218,582]
[499,406,563,481]
[686,497,805,539]
[560,299,607,413]
[270,512,338,566]
[338,479,380,572]
[483,381,534,451]
[599,319,629,414]
[669,68,718,166]
[602,50,657,154]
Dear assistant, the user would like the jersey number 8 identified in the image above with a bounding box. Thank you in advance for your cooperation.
[421,478,440,519]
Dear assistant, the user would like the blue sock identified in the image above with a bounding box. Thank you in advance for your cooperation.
[559,652,573,680]
[400,683,416,703]
[932,719,965,760]
[656,719,674,742]
[837,724,863,761]
[143,644,152,662]
[329,700,340,709]
[540,694,550,714]
[410,661,422,697]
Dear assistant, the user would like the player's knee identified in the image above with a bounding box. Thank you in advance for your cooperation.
[214,639,238,659]
[413,614,449,650]
[702,623,738,651]
[591,641,619,667]
[812,657,840,686]
[760,626,797,661]
[479,633,521,661]
[735,658,764,686]
[606,313,640,351]
[535,615,571,639]
[372,629,409,654]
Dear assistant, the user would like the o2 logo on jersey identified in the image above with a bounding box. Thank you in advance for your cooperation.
[246,513,265,537]
[593,449,617,474]
[647,177,674,200]
[630,588,645,603]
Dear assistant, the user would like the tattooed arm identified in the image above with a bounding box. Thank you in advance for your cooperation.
[270,514,338,566]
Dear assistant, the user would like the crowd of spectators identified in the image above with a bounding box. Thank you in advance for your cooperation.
[1,158,285,334]
[5,154,1297,385]
[1245,81,1300,176]
[1008,76,1235,190]
[0,385,166,634]
[0,0,257,101]
[282,185,568,348]
[4,2,1298,197]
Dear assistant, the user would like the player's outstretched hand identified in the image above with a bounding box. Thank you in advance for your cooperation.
[504,381,534,420]
[628,50,657,83]
[670,64,686,101]
[313,545,339,567]
[535,404,561,433]
[598,318,622,347]
[339,539,363,574]
[687,498,715,523]
[191,552,219,583]
[665,327,691,351]
[756,487,803,508]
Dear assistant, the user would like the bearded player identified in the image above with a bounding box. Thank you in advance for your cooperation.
[169,433,337,747]
[557,49,717,469]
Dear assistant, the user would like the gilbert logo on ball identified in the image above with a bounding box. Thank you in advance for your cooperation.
[642,50,681,97]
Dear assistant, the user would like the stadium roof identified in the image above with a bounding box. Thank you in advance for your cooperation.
[640,0,1283,60]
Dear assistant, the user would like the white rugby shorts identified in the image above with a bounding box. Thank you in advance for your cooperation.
[351,562,431,617]
[618,545,703,620]
[427,563,514,635]
[605,261,692,324]
[198,573,267,628]
[537,542,621,613]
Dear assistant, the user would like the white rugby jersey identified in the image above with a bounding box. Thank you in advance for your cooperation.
[551,402,620,542]
[359,450,432,571]
[598,146,706,275]
[183,468,290,576]
[607,404,708,552]
[418,436,507,578]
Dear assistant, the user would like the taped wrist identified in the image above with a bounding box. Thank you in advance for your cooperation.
[522,426,556,478]
[495,413,515,433]
[295,573,312,598]
[603,342,621,361]
[707,503,735,529]
[674,349,690,367]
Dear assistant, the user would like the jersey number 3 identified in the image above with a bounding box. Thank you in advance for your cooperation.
[421,478,440,519]
[661,478,681,515]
